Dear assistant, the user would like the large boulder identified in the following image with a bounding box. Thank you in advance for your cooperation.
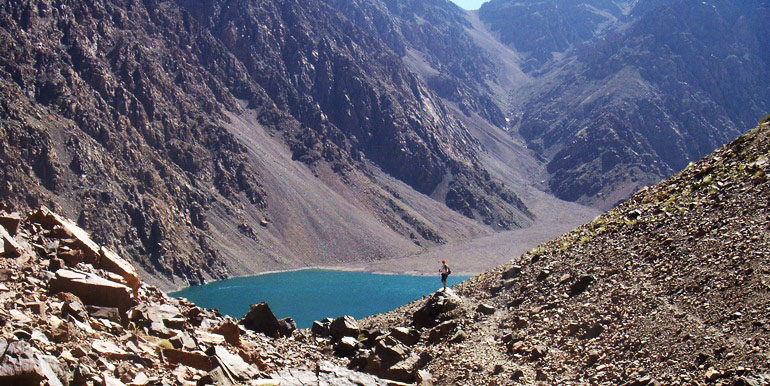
[388,327,420,346]
[128,303,183,326]
[28,207,101,263]
[330,315,360,340]
[27,207,141,292]
[385,352,430,383]
[49,269,136,318]
[501,264,522,280]
[311,318,333,337]
[240,303,281,338]
[334,336,361,358]
[0,339,65,386]
[0,225,21,257]
[211,320,241,347]
[0,212,21,235]
[278,317,297,337]
[374,336,409,368]
[162,349,215,371]
[412,290,461,328]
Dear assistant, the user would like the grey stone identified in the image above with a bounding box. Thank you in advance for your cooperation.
[502,264,522,280]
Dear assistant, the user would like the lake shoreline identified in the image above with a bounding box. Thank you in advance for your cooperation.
[168,264,478,293]
[170,270,470,328]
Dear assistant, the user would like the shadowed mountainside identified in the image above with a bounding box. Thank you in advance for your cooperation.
[486,0,770,208]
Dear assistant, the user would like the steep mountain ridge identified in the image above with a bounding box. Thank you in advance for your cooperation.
[479,0,638,71]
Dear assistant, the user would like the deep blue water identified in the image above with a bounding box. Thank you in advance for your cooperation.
[171,269,469,328]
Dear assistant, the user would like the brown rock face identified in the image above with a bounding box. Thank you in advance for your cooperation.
[0,225,20,257]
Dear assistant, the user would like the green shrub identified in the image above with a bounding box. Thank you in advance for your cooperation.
[762,114,770,125]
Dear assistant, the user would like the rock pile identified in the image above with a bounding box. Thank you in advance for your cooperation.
[308,290,474,384]
[0,207,396,385]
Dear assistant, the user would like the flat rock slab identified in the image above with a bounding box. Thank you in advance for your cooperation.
[211,345,259,381]
[99,247,140,293]
[162,349,215,372]
[29,207,101,263]
[92,340,129,359]
[28,207,141,292]
[269,362,405,386]
[49,269,135,314]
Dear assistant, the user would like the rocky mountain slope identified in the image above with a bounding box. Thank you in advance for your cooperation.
[360,119,770,384]
[0,0,547,289]
[479,0,638,71]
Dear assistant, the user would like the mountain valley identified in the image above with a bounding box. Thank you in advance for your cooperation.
[1,119,767,385]
[1,0,770,383]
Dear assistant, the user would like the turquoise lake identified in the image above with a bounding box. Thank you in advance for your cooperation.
[171,269,469,328]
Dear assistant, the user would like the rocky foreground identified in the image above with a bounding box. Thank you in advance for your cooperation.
[0,205,424,385]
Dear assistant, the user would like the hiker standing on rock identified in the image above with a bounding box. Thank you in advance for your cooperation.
[439,260,451,291]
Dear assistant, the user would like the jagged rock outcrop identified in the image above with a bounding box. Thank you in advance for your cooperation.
[412,288,462,329]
